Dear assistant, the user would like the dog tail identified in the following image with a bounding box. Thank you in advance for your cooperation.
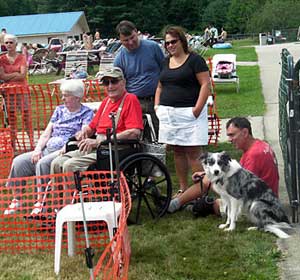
[264,223,291,239]
[271,222,292,229]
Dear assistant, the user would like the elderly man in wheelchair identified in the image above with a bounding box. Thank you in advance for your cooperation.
[51,66,143,175]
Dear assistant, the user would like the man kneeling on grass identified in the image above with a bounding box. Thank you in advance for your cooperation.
[168,117,279,216]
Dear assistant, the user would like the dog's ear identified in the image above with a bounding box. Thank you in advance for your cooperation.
[199,152,209,164]
[220,151,231,164]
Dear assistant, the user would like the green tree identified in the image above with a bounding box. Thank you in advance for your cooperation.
[0,1,9,16]
[202,0,231,30]
[35,0,51,13]
[165,0,203,32]
[226,0,264,33]
[86,0,135,37]
[246,0,300,33]
[133,0,167,36]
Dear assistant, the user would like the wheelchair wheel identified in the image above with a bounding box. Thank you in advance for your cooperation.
[120,153,172,224]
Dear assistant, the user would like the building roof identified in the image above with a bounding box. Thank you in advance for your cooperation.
[0,11,89,36]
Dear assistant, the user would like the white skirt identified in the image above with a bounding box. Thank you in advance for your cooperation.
[156,105,208,146]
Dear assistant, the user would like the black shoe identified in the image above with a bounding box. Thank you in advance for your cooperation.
[189,196,215,217]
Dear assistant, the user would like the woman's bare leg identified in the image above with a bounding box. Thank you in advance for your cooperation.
[173,145,189,192]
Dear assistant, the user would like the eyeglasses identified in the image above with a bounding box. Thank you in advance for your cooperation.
[165,39,179,47]
[5,41,14,45]
[102,78,121,86]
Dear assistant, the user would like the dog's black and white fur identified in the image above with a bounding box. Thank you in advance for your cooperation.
[200,151,291,238]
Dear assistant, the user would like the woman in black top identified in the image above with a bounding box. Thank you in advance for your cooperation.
[154,26,210,197]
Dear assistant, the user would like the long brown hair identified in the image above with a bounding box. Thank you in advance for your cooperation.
[164,26,189,54]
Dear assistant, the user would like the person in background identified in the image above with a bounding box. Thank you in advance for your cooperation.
[82,32,93,50]
[154,26,210,197]
[218,27,227,43]
[4,79,94,215]
[168,117,280,216]
[114,20,165,136]
[94,29,101,41]
[0,34,33,149]
[0,28,7,52]
[203,26,211,46]
[21,43,30,66]
[209,25,218,46]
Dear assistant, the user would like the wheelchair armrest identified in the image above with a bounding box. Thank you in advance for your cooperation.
[65,135,97,153]
[100,138,140,146]
[65,136,79,153]
[68,136,77,142]
[67,134,96,143]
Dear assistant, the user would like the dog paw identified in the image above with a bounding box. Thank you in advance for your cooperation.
[218,223,228,229]
[224,227,235,232]
[247,226,258,231]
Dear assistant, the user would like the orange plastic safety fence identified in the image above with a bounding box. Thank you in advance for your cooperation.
[0,128,13,179]
[93,176,132,280]
[207,57,221,145]
[0,85,36,152]
[0,171,130,264]
[1,79,218,159]
[0,81,105,156]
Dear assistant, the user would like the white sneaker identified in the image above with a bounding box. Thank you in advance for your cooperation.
[4,199,21,215]
[30,201,44,215]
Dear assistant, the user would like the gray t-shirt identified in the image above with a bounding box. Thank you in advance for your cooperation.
[114,39,165,97]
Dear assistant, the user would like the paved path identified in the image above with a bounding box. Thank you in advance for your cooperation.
[256,42,300,280]
[218,42,300,280]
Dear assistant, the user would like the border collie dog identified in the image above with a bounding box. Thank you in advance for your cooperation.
[200,151,291,238]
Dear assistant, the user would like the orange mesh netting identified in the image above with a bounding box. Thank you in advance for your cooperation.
[0,128,13,179]
[0,94,14,178]
[0,170,131,279]
[207,57,221,145]
[93,175,132,280]
[0,81,105,162]
[0,80,219,156]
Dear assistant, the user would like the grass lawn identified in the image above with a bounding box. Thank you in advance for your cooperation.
[201,38,265,118]
[0,213,280,280]
[0,143,281,280]
[129,212,280,280]
[215,65,265,118]
[128,142,279,280]
[28,73,64,84]
[204,38,258,62]
[0,41,280,279]
[205,46,257,62]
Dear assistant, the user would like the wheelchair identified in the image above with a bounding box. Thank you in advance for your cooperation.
[66,128,172,225]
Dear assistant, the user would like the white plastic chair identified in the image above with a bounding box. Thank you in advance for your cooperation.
[54,201,122,275]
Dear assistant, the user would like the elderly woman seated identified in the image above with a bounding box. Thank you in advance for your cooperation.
[4,79,94,215]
